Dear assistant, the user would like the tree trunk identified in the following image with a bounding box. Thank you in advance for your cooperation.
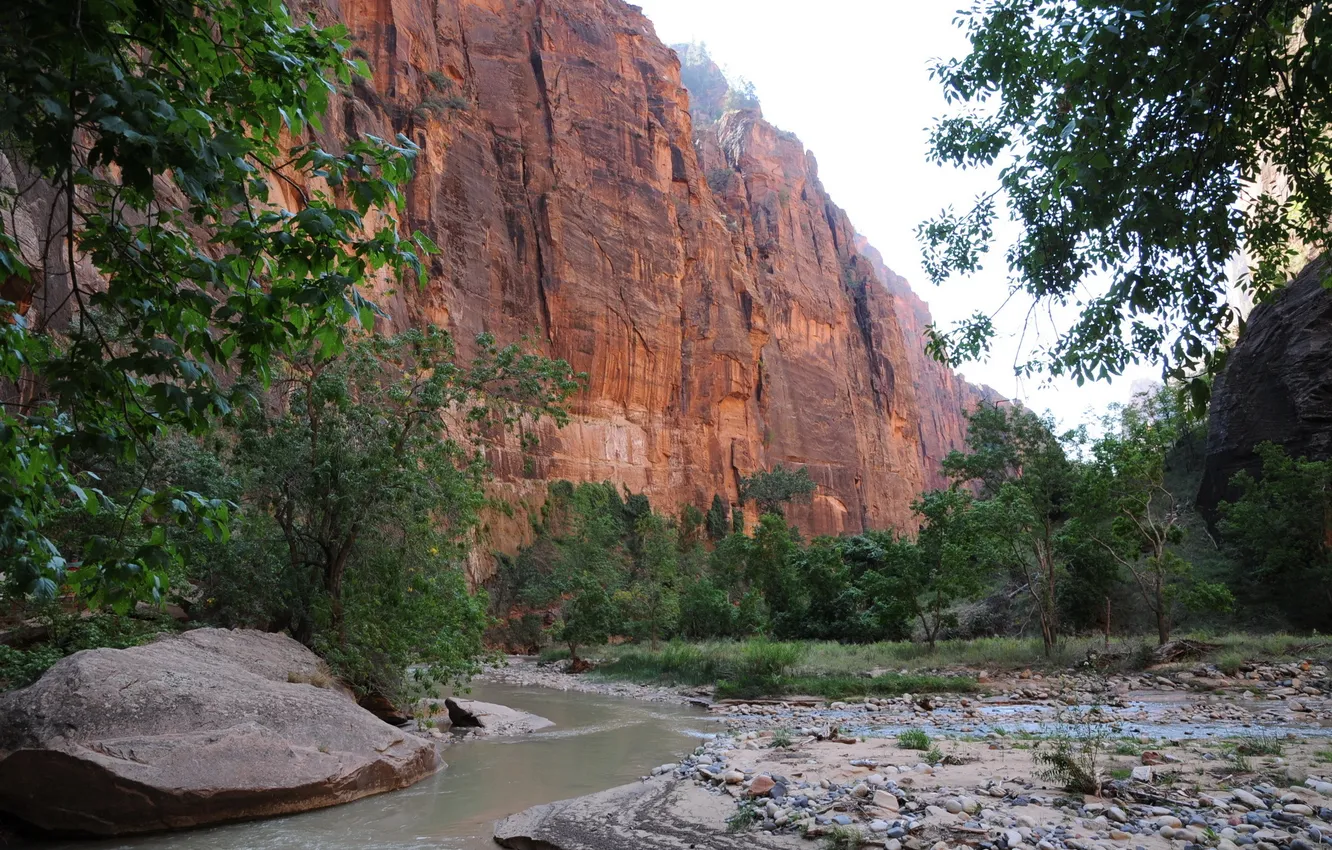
[1156,608,1170,646]
[325,530,360,644]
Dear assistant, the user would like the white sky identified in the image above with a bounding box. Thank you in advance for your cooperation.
[633,0,1158,428]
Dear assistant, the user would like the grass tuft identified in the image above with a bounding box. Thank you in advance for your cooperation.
[726,803,760,833]
[898,728,931,750]
[1235,733,1283,757]
[824,825,864,850]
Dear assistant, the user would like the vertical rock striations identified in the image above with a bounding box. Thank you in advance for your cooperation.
[289,2,1000,562]
[856,239,1005,490]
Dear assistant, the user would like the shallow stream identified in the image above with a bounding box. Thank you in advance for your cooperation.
[39,683,716,850]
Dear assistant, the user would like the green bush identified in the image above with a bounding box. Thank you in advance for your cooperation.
[678,579,734,639]
[898,728,932,750]
[739,639,804,679]
[1216,650,1245,676]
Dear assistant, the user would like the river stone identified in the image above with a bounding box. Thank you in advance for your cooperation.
[0,628,440,836]
[1234,790,1269,810]
[439,698,554,736]
[494,775,804,849]
[749,775,777,797]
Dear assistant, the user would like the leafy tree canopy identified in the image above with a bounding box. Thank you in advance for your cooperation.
[921,0,1332,404]
[1,0,435,605]
[740,464,816,515]
[1219,442,1332,631]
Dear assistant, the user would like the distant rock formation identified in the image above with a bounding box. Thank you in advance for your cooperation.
[283,0,998,547]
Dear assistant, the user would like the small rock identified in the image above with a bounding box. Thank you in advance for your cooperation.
[747,775,776,797]
[1131,766,1154,783]
[722,769,745,785]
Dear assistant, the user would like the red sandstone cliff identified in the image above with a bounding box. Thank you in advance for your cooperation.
[295,0,995,558]
[855,239,1004,490]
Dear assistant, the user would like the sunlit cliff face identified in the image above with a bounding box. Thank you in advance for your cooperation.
[290,0,995,575]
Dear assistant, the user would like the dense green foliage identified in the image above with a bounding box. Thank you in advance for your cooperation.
[0,611,174,690]
[497,392,1330,661]
[1219,443,1332,631]
[1,0,432,604]
[4,328,575,697]
[943,403,1079,653]
[740,464,816,515]
[1074,392,1233,643]
[0,0,579,698]
[921,1,1332,402]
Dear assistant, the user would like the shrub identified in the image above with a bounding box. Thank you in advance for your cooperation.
[739,639,804,679]
[898,729,932,750]
[1216,650,1245,676]
[726,803,760,833]
[1235,733,1283,756]
[0,613,172,691]
[824,825,864,850]
[678,580,733,639]
[1033,706,1113,794]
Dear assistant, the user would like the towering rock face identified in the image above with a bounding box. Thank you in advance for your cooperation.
[1198,259,1332,514]
[288,0,994,553]
[856,240,1005,490]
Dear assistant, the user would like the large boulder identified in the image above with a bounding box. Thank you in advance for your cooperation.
[493,776,803,850]
[0,628,440,836]
[1198,259,1332,515]
[441,698,554,736]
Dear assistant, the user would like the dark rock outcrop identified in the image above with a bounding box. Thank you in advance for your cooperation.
[0,629,440,836]
[1198,260,1332,514]
[445,697,484,727]
[493,775,801,850]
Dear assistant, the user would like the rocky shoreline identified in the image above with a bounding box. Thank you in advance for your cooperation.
[492,656,1332,850]
[479,655,711,705]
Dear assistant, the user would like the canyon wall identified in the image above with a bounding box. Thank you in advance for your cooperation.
[299,0,995,564]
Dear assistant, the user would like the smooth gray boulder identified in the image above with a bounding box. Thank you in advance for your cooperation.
[0,628,440,836]
[444,698,554,735]
[493,775,803,850]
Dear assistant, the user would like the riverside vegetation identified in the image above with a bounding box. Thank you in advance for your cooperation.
[485,388,1331,698]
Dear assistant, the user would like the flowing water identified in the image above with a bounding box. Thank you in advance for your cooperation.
[39,683,717,850]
